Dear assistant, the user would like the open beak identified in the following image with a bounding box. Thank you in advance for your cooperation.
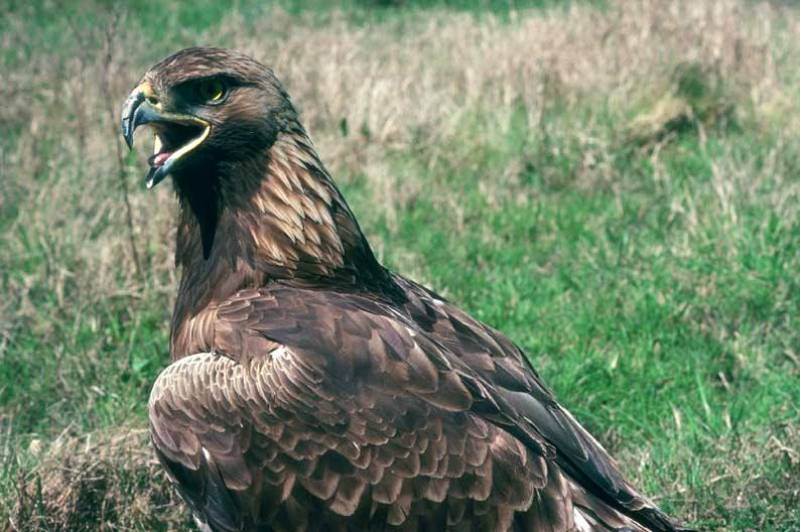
[120,82,210,189]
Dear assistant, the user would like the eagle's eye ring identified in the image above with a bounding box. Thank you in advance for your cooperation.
[195,79,227,104]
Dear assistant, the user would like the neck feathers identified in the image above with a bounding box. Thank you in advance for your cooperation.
[172,127,392,342]
[238,130,355,275]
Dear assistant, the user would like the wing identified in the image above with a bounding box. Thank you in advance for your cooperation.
[149,284,676,531]
[394,275,681,531]
[151,286,553,531]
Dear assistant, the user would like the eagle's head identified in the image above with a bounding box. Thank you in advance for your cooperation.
[121,47,294,189]
[120,47,387,289]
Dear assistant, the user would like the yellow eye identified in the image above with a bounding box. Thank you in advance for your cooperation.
[196,79,226,103]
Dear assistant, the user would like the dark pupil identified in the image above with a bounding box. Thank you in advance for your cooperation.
[200,82,219,100]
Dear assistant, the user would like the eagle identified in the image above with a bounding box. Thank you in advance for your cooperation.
[121,47,687,531]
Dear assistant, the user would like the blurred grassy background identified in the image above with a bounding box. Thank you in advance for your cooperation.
[2,0,800,529]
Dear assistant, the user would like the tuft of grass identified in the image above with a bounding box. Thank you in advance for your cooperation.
[8,428,189,531]
[3,0,800,529]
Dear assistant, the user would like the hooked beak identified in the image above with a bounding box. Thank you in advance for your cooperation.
[120,82,210,189]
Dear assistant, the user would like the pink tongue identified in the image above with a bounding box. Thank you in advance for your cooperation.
[153,152,172,166]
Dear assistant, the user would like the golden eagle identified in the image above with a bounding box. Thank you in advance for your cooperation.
[121,47,687,531]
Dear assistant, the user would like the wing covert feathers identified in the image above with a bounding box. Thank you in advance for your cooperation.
[149,281,684,531]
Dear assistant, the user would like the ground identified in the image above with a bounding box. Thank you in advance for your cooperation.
[1,0,799,530]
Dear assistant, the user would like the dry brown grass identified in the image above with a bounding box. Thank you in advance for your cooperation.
[7,428,186,531]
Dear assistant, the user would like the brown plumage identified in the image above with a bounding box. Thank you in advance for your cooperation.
[121,47,689,531]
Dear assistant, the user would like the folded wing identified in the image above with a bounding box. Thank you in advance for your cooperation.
[149,283,678,531]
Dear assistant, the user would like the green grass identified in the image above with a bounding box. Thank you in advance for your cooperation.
[2,0,800,530]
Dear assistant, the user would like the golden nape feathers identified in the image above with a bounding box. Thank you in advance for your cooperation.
[121,47,688,531]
